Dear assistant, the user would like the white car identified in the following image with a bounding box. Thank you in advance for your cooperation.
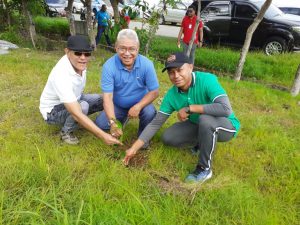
[46,0,67,17]
[157,1,190,25]
[272,0,300,16]
[71,0,84,13]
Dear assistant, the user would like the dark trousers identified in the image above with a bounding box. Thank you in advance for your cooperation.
[161,115,236,170]
[95,26,111,46]
[95,103,156,137]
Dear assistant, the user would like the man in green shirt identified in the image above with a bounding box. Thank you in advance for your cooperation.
[123,52,240,183]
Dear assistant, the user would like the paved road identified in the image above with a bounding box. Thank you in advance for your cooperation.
[73,14,179,38]
[129,21,179,38]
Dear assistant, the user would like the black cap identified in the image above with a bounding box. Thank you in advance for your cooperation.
[67,35,93,52]
[162,52,191,72]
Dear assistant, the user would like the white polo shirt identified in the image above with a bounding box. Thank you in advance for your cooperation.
[39,55,86,120]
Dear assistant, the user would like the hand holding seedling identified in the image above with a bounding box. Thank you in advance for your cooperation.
[110,121,123,138]
[102,132,123,145]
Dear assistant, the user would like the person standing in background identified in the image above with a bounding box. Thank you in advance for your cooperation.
[95,4,112,47]
[177,5,203,64]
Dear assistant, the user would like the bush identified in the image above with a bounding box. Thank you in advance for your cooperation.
[34,16,70,39]
[0,26,23,45]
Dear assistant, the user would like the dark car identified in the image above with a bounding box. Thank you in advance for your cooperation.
[201,0,300,55]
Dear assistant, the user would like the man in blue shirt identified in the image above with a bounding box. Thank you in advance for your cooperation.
[95,4,111,46]
[95,29,159,147]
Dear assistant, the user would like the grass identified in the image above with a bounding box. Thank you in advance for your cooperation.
[0,48,299,224]
[150,36,300,88]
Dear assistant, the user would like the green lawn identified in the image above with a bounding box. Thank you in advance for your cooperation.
[0,48,299,224]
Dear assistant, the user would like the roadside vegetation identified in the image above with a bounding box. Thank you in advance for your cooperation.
[0,46,299,224]
[5,15,297,89]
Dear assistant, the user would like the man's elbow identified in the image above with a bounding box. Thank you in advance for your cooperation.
[152,89,159,99]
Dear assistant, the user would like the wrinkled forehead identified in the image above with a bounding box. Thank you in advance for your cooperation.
[116,38,139,47]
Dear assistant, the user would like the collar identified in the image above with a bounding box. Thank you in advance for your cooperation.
[187,15,196,21]
[115,54,140,71]
[177,72,196,93]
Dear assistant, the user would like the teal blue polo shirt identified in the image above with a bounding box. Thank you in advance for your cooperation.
[159,72,240,133]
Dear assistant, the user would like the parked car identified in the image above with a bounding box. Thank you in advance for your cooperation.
[46,0,66,17]
[272,0,300,16]
[201,0,300,55]
[91,0,114,17]
[157,1,190,25]
[70,0,84,13]
[91,0,104,13]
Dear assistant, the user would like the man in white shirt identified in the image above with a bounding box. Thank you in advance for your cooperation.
[40,35,121,145]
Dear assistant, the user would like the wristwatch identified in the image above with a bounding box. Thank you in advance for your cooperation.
[185,106,191,114]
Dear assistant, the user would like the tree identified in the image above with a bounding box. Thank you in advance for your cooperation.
[66,0,76,35]
[234,0,272,82]
[85,0,96,48]
[291,64,300,97]
[110,0,121,23]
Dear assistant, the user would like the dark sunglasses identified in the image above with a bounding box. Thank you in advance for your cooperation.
[74,51,91,57]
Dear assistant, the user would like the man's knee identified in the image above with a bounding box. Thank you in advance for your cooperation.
[161,129,183,147]
[95,112,109,130]
[140,105,156,121]
[161,130,176,146]
[80,101,89,115]
[198,115,216,132]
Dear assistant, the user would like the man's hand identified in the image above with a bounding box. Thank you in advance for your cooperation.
[128,104,141,119]
[123,148,138,166]
[177,107,189,121]
[102,132,122,145]
[177,40,181,48]
[110,123,123,138]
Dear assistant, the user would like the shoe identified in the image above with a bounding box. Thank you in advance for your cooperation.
[190,145,199,155]
[60,131,79,145]
[185,166,212,183]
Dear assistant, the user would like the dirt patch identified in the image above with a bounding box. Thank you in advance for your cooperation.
[105,138,149,168]
[150,171,235,203]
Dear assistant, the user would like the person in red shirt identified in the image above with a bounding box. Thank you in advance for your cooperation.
[177,5,203,64]
[120,8,131,29]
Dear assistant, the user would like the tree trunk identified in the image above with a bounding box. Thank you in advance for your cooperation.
[3,0,11,27]
[85,0,96,49]
[21,0,36,48]
[111,0,120,23]
[234,0,272,81]
[186,0,201,58]
[66,0,76,35]
[291,64,300,96]
[27,10,36,49]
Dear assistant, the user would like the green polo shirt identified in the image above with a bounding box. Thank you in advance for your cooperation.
[159,72,240,133]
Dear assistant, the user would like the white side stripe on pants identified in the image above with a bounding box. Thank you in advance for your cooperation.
[207,127,237,170]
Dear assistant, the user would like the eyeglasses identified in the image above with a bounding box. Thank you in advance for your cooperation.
[117,47,138,54]
[74,51,92,57]
[187,9,194,13]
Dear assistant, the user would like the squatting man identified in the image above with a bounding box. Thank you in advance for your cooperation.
[123,52,240,183]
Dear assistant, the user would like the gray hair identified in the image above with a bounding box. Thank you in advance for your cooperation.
[116,29,139,45]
